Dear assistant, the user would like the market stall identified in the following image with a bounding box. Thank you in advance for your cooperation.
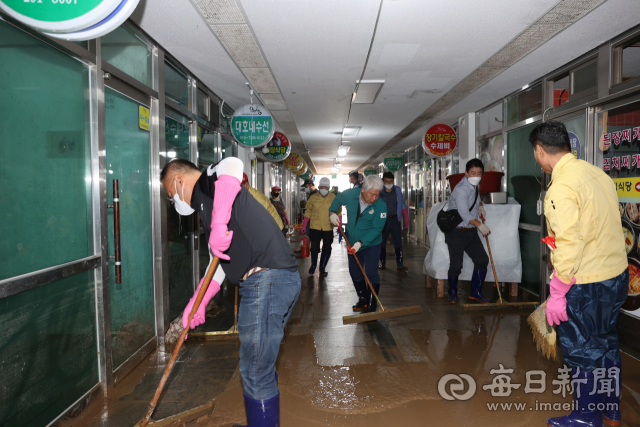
[423,199,523,297]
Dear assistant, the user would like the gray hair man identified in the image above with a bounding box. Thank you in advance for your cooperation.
[329,174,387,313]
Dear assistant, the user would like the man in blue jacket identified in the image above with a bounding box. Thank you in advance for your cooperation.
[379,172,410,272]
[329,175,387,313]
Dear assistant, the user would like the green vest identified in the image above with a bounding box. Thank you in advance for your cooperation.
[329,188,387,248]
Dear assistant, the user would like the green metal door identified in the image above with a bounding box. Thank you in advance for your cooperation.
[507,123,542,295]
[105,86,156,371]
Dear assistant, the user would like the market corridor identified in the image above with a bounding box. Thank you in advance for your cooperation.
[60,239,640,427]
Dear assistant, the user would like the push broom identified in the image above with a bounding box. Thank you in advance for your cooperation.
[338,227,422,325]
[461,218,538,310]
[134,256,220,427]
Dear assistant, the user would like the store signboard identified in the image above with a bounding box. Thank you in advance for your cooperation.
[384,152,402,171]
[299,169,313,180]
[230,104,274,148]
[295,162,308,176]
[568,131,581,160]
[264,131,291,162]
[364,166,377,177]
[423,124,457,157]
[0,0,141,41]
[598,100,640,319]
[283,152,303,171]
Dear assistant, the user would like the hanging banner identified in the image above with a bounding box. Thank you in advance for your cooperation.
[299,170,313,180]
[264,131,291,162]
[384,152,402,171]
[423,124,457,157]
[230,104,274,148]
[364,166,377,177]
[284,152,303,171]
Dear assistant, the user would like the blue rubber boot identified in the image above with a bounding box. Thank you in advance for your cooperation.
[395,248,408,272]
[447,276,458,304]
[319,251,330,277]
[233,391,280,427]
[603,359,621,425]
[469,269,491,304]
[548,369,603,427]
[379,248,386,270]
[308,253,318,274]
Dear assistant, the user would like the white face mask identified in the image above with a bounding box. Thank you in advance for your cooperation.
[304,187,310,194]
[173,179,195,216]
[468,176,481,187]
[384,184,393,190]
[319,189,329,197]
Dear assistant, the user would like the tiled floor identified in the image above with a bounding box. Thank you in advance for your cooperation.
[61,236,640,427]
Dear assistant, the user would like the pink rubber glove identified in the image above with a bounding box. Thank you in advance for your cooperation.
[182,277,221,333]
[402,208,409,229]
[209,174,241,261]
[301,217,310,234]
[546,270,576,326]
[284,212,289,226]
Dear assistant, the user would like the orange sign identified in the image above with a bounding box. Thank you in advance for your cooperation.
[423,124,457,157]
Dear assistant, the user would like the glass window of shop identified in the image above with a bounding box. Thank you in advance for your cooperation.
[165,62,191,110]
[507,84,542,126]
[572,61,597,96]
[506,122,542,295]
[197,89,209,120]
[222,137,238,159]
[478,102,503,136]
[0,21,99,425]
[559,114,586,161]
[165,110,195,320]
[101,24,153,88]
[553,74,571,107]
[621,39,640,83]
[596,98,640,317]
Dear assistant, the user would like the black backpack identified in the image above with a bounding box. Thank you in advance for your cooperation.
[436,185,478,233]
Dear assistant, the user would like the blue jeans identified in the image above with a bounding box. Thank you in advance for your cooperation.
[558,269,628,371]
[238,268,301,399]
[348,244,381,284]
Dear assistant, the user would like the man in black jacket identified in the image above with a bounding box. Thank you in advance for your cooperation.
[161,157,300,427]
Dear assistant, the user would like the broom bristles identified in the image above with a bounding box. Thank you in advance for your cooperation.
[527,299,558,361]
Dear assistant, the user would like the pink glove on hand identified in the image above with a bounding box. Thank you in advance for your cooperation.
[209,175,241,260]
[182,277,221,334]
[284,212,289,226]
[546,270,576,326]
[301,217,310,234]
[402,208,409,229]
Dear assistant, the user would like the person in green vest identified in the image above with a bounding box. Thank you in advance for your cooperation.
[329,175,387,313]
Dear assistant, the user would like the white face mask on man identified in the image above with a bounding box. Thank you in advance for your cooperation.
[468,176,481,187]
[384,184,393,190]
[173,179,195,216]
[319,189,329,197]
[304,187,310,193]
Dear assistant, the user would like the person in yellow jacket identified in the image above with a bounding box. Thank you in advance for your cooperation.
[302,177,339,276]
[530,121,627,427]
[241,173,284,230]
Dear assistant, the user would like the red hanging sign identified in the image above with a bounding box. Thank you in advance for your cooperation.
[423,124,457,157]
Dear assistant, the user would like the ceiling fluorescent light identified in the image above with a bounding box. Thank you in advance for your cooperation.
[338,147,347,157]
[342,127,360,138]
[353,80,385,104]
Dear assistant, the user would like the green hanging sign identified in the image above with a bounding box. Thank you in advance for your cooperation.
[364,166,377,177]
[299,170,313,180]
[384,152,402,172]
[0,0,120,32]
[230,104,274,149]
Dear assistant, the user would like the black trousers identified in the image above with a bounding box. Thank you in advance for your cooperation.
[444,228,489,277]
[380,217,402,266]
[309,228,334,257]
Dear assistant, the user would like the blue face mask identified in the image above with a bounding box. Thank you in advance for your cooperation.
[173,179,194,216]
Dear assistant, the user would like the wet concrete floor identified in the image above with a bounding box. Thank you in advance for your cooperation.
[62,236,640,427]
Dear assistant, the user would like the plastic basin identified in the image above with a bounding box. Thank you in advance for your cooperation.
[446,171,504,194]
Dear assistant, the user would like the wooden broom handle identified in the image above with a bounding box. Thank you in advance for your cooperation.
[482,217,503,304]
[139,256,220,427]
[337,226,385,312]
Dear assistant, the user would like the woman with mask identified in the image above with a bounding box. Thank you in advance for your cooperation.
[443,159,491,304]
[270,186,289,236]
[301,177,340,276]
